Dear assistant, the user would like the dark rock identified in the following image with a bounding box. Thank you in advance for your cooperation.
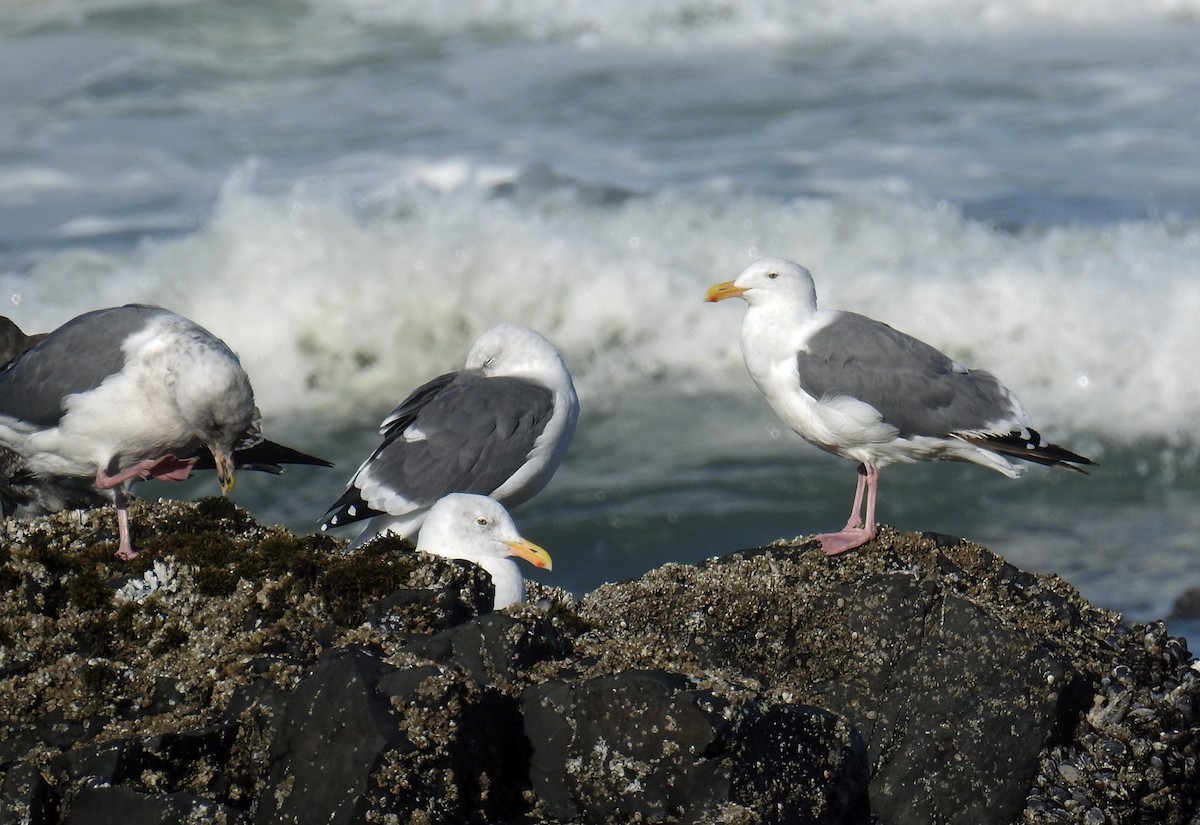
[576,531,1158,825]
[0,715,108,762]
[404,609,568,686]
[64,785,244,825]
[2,502,1199,823]
[521,669,869,823]
[254,643,530,824]
[521,670,738,822]
[363,586,478,635]
[373,659,530,821]
[810,576,1078,824]
[0,761,58,825]
[1168,586,1200,619]
[50,740,126,784]
[253,646,406,825]
[731,703,871,824]
[148,677,185,716]
[41,721,238,809]
[125,724,239,797]
[363,558,497,636]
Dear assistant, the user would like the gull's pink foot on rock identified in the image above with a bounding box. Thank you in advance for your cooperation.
[815,527,876,556]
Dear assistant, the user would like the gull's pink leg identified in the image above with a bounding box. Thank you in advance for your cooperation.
[841,464,868,530]
[113,487,139,560]
[96,455,198,490]
[815,464,880,556]
[861,464,879,539]
[96,456,196,561]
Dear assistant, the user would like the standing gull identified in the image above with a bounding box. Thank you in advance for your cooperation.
[321,323,578,548]
[417,493,552,611]
[0,305,256,559]
[706,257,1093,556]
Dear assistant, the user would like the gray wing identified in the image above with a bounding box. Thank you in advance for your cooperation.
[366,371,555,499]
[322,371,555,526]
[796,311,1019,438]
[0,305,170,429]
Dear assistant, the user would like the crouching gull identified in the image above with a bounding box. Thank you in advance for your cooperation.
[0,304,286,559]
[321,323,578,548]
[706,257,1094,556]
[417,493,552,611]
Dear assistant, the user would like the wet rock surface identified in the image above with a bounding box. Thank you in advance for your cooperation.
[0,499,1197,824]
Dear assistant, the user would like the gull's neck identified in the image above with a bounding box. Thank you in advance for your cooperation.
[474,555,525,610]
[740,296,824,386]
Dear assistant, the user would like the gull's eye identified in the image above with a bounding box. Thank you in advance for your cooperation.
[767,271,779,279]
[476,517,489,527]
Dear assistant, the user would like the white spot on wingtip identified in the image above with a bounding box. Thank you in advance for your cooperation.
[347,505,357,517]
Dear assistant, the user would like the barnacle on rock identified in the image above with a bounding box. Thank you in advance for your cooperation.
[115,560,180,603]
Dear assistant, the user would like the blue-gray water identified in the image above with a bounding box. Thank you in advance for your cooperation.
[2,0,1199,628]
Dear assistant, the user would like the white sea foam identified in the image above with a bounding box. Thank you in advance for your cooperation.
[8,0,1199,48]
[334,0,1200,44]
[4,167,1196,447]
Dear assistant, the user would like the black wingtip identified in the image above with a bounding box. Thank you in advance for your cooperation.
[964,428,1096,474]
[319,486,380,531]
[236,440,335,470]
[190,440,334,474]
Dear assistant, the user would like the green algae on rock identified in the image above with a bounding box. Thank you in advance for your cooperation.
[0,499,492,735]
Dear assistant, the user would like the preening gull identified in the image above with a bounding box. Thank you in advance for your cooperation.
[0,305,256,559]
[0,313,332,521]
[706,257,1094,556]
[321,323,578,548]
[416,493,552,611]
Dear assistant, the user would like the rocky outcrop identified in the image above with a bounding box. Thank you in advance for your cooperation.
[0,499,1197,823]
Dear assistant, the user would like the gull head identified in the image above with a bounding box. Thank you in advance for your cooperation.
[706,257,819,310]
[418,493,553,571]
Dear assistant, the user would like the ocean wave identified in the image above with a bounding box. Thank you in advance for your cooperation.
[3,165,1197,446]
[8,0,1199,46]
[331,0,1200,44]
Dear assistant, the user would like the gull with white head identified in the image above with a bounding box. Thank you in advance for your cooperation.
[321,323,579,548]
[417,493,553,611]
[707,257,1093,555]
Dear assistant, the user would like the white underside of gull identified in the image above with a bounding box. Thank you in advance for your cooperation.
[740,303,1025,477]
